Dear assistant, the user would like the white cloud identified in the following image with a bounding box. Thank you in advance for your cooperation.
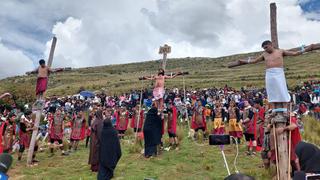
[1,0,320,76]
[0,39,34,79]
[44,17,94,68]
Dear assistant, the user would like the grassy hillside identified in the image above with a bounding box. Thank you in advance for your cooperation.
[9,126,272,180]
[1,50,319,101]
[9,117,320,180]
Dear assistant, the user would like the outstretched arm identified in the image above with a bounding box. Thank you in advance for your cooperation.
[26,68,38,75]
[50,67,64,73]
[141,75,155,80]
[165,72,181,79]
[239,54,265,65]
[283,44,315,56]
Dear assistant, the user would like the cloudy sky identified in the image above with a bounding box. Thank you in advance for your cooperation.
[0,0,319,79]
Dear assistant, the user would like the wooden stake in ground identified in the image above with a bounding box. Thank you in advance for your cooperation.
[273,104,289,180]
[270,3,279,49]
[27,37,57,165]
[273,125,280,180]
[134,80,144,142]
[158,44,171,71]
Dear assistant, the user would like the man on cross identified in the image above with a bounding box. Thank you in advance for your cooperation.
[143,68,180,116]
[239,40,314,110]
[28,59,63,101]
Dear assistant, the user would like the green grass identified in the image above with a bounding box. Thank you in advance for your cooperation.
[8,117,320,180]
[1,50,320,102]
[302,116,320,145]
[2,50,320,178]
[9,126,272,180]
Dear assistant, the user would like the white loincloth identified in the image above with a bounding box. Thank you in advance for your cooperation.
[265,68,291,102]
[153,87,165,100]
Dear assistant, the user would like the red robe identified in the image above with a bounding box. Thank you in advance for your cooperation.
[3,121,16,152]
[19,121,31,148]
[49,114,64,140]
[290,117,302,161]
[70,117,86,140]
[191,108,206,130]
[254,107,265,146]
[36,77,48,95]
[81,122,87,140]
[167,106,177,134]
[130,110,144,129]
[243,108,254,134]
[115,111,129,131]
[0,122,6,153]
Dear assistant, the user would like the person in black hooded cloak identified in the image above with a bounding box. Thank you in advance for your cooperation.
[143,106,162,158]
[98,113,122,180]
[295,141,320,174]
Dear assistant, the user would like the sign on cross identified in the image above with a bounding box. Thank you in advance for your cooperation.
[158,44,171,71]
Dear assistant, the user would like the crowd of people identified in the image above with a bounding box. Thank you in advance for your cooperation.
[0,79,319,178]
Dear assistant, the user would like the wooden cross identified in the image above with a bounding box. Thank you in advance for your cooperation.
[227,3,319,180]
[47,37,57,67]
[228,2,320,68]
[138,72,189,81]
[158,44,171,71]
[27,36,58,165]
[270,3,279,49]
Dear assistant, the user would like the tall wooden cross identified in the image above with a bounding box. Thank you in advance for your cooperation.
[270,3,279,49]
[27,37,57,165]
[269,4,288,180]
[227,3,319,180]
[158,44,171,71]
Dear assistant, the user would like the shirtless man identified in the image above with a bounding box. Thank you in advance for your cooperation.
[240,40,315,110]
[143,68,180,116]
[28,59,63,101]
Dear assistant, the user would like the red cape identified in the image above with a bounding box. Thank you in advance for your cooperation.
[191,109,206,130]
[115,111,129,131]
[130,110,144,129]
[168,106,177,134]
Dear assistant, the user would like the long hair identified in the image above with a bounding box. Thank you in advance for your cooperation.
[95,110,103,121]
[158,68,165,76]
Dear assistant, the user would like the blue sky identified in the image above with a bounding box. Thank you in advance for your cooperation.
[299,0,320,20]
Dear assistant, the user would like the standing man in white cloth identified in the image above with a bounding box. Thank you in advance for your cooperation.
[240,40,314,110]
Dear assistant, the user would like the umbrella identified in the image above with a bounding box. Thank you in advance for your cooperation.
[80,91,95,98]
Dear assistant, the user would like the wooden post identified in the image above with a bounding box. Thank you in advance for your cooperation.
[273,103,289,180]
[27,37,57,165]
[270,3,279,49]
[134,80,144,142]
[158,44,171,71]
[271,3,288,179]
[26,107,42,165]
[47,37,57,67]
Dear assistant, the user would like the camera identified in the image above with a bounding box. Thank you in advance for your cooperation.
[293,171,320,180]
[209,134,231,145]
